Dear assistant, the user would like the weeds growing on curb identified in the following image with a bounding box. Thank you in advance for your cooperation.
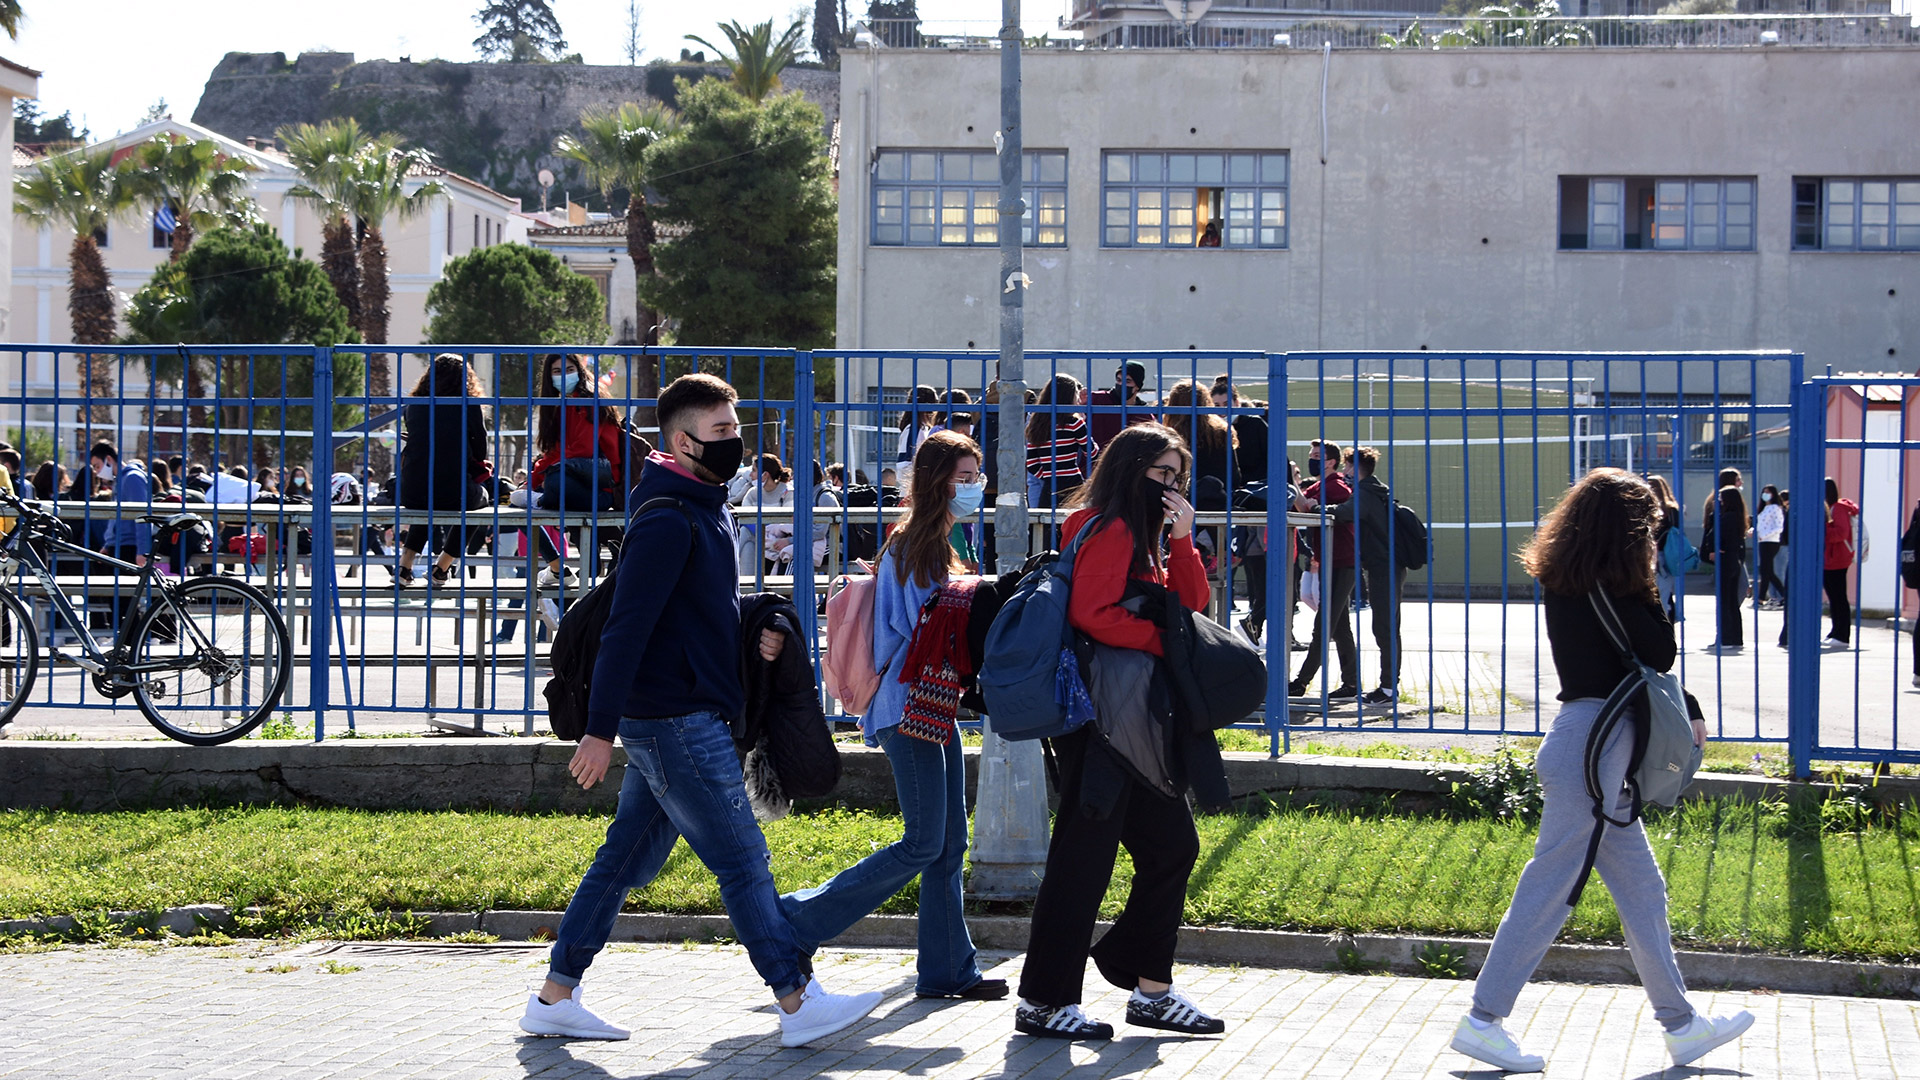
[1415,941,1471,979]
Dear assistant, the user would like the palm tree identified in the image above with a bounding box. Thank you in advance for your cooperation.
[343,135,445,365]
[686,19,806,103]
[0,0,19,41]
[14,146,137,435]
[126,135,260,262]
[555,101,681,424]
[280,119,369,331]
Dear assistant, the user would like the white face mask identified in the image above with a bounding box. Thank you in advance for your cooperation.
[93,461,113,481]
[1760,492,1772,503]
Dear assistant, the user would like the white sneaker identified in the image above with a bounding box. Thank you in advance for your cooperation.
[1665,1010,1754,1066]
[1823,638,1852,652]
[1702,643,1744,655]
[778,984,882,1048]
[518,986,630,1040]
[537,565,578,589]
[1450,1015,1544,1073]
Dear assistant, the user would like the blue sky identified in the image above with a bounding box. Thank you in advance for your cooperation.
[11,0,1057,141]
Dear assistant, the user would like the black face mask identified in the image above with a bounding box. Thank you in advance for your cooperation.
[1306,456,1322,477]
[682,433,745,484]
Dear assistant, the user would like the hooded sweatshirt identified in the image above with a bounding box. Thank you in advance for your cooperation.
[586,452,742,739]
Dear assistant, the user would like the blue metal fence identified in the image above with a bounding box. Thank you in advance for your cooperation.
[5,343,1892,776]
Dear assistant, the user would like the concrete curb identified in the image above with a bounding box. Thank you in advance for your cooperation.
[3,739,1915,813]
[4,906,1913,1001]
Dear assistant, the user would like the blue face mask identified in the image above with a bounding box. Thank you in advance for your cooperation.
[553,372,581,394]
[948,479,986,518]
[1306,456,1322,477]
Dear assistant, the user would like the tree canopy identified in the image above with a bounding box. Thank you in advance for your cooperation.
[425,243,608,348]
[641,77,836,349]
[473,0,567,61]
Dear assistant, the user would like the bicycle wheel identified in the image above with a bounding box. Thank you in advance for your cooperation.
[131,577,291,746]
[0,587,41,731]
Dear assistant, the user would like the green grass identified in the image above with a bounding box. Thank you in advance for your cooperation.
[4,798,1918,960]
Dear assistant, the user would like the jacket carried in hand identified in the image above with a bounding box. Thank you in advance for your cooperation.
[738,592,841,815]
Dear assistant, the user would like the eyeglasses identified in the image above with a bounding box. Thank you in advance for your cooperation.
[1146,464,1189,490]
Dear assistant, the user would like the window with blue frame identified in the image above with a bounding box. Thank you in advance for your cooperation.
[1101,151,1288,249]
[1559,176,1754,251]
[870,150,1066,247]
[1793,177,1920,251]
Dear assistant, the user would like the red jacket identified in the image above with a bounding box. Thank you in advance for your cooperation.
[1825,498,1860,571]
[529,403,625,491]
[1302,472,1357,569]
[1063,507,1209,657]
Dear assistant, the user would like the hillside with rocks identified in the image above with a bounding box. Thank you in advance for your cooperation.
[191,51,842,205]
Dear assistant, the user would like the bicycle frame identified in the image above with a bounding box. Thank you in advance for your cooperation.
[0,519,218,675]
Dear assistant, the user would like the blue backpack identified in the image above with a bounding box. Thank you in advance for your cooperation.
[1660,525,1701,577]
[978,517,1101,742]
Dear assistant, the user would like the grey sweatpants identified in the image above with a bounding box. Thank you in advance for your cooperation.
[1470,697,1695,1032]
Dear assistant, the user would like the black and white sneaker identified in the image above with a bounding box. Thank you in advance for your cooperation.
[1125,988,1225,1035]
[1015,1001,1114,1041]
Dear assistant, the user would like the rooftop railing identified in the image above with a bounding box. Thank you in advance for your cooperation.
[856,12,1919,50]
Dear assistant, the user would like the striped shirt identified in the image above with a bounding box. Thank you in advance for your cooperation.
[1026,417,1093,483]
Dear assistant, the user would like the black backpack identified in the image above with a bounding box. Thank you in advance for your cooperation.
[543,496,691,741]
[1393,502,1430,570]
[841,483,900,562]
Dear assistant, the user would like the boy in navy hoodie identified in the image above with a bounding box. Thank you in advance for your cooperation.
[520,374,881,1048]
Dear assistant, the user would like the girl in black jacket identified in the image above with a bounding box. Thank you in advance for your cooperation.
[396,353,492,587]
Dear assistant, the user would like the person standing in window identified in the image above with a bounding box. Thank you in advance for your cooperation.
[1015,423,1226,1042]
[1024,373,1093,511]
[1451,468,1751,1074]
[1823,476,1862,650]
[1698,468,1749,654]
[1754,484,1785,611]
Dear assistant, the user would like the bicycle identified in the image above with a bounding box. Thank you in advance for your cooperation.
[0,487,292,745]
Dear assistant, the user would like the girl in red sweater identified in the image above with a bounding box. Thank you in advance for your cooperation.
[514,354,626,587]
[1015,423,1225,1042]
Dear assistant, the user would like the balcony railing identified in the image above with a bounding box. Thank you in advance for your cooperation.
[857,12,1919,50]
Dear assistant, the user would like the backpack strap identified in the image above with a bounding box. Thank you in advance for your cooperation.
[1567,590,1655,907]
[614,496,692,569]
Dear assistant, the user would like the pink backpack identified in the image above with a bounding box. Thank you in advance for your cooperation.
[822,560,882,716]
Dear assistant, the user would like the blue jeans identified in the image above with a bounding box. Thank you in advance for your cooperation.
[546,711,805,998]
[780,726,982,995]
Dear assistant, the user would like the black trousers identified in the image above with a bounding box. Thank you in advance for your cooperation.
[401,521,482,560]
[1824,567,1853,643]
[1294,565,1358,689]
[1362,563,1406,690]
[1756,541,1784,602]
[1716,555,1745,647]
[1244,546,1268,635]
[1018,729,1200,1008]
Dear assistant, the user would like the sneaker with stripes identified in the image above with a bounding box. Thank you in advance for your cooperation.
[1125,987,1225,1035]
[1014,1001,1114,1040]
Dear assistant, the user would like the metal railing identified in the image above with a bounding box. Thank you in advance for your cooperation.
[6,344,1902,775]
[857,12,1918,50]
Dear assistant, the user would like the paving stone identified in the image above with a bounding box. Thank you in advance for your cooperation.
[1,942,1914,1077]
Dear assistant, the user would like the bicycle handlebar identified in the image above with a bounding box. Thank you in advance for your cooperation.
[0,487,70,541]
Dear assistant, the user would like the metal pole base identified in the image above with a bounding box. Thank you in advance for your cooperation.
[968,715,1051,900]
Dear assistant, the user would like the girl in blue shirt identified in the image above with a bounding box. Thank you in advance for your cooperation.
[781,429,1005,1001]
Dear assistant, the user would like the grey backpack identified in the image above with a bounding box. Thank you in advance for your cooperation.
[1566,589,1704,907]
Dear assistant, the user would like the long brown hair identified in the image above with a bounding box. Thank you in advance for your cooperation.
[1162,380,1235,457]
[1024,373,1086,445]
[536,353,623,454]
[1646,474,1680,533]
[412,353,486,406]
[886,430,980,587]
[1519,468,1659,601]
[1066,422,1189,577]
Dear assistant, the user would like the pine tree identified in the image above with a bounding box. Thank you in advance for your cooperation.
[473,0,568,61]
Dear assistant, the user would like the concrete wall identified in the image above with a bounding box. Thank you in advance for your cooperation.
[837,48,1920,379]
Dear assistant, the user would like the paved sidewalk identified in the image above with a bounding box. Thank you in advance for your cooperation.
[2,941,1914,1079]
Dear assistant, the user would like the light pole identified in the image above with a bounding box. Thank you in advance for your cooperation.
[970,0,1051,900]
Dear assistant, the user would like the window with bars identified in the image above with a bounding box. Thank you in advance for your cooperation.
[870,150,1067,247]
[1101,151,1288,249]
[1559,176,1755,252]
[1793,177,1920,251]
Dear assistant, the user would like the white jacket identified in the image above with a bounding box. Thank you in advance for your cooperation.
[1756,502,1784,543]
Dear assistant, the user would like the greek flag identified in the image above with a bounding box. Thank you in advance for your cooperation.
[154,203,177,233]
